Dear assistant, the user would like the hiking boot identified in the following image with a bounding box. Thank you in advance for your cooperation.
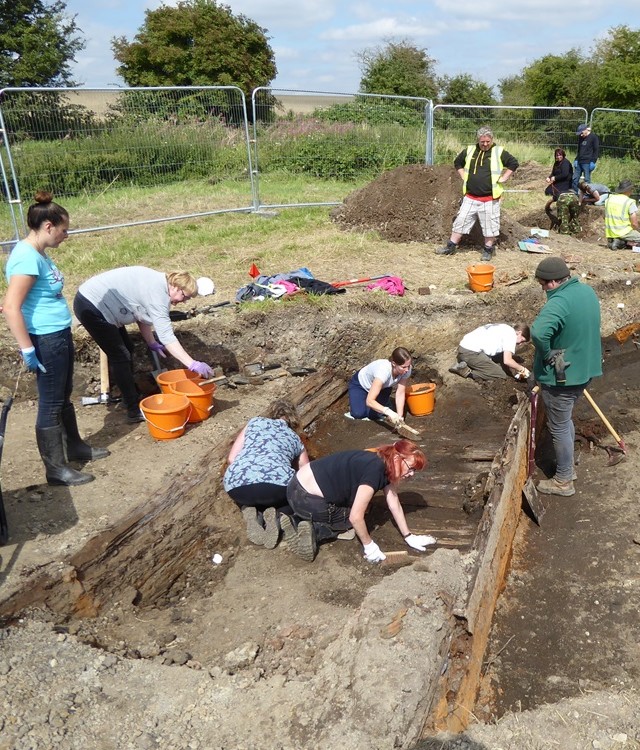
[337,528,356,541]
[436,240,457,256]
[127,408,145,424]
[280,515,317,561]
[537,477,575,496]
[242,507,266,546]
[481,245,494,261]
[262,507,280,549]
[448,361,472,378]
[610,238,627,250]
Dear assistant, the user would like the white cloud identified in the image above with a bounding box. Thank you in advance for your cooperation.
[224,0,337,27]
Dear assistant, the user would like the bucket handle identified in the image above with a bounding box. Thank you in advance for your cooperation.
[143,405,192,433]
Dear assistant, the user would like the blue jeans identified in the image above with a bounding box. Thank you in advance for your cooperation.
[348,373,391,419]
[30,327,74,429]
[572,162,592,192]
[540,383,587,481]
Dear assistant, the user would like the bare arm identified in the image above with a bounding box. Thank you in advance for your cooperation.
[348,485,376,545]
[164,339,198,368]
[383,484,411,538]
[137,321,157,346]
[395,381,407,417]
[227,426,247,464]
[631,211,639,231]
[365,378,391,417]
[499,169,514,183]
[502,351,525,374]
[2,274,36,350]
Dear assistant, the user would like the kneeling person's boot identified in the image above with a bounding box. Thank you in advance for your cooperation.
[481,245,494,261]
[436,240,458,256]
[61,404,110,461]
[36,426,95,486]
[280,515,317,562]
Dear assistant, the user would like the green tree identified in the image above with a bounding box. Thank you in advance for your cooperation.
[439,74,495,105]
[357,39,438,100]
[0,0,85,87]
[112,0,277,94]
[590,25,640,109]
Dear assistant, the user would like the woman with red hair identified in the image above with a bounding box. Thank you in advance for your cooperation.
[282,439,436,562]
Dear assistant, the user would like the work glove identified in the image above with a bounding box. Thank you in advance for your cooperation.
[21,346,46,373]
[405,533,437,551]
[514,367,531,381]
[589,162,596,172]
[383,407,403,426]
[189,360,214,378]
[363,540,386,563]
[148,341,167,358]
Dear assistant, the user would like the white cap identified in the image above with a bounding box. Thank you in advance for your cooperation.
[196,277,215,296]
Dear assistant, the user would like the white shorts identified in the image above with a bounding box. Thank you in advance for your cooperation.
[452,196,501,238]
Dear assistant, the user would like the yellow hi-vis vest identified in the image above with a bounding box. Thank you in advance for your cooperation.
[462,145,505,199]
[604,193,636,238]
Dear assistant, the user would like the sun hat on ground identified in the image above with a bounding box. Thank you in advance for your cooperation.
[535,257,571,281]
[196,277,215,296]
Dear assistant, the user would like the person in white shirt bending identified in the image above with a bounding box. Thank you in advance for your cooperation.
[449,323,530,381]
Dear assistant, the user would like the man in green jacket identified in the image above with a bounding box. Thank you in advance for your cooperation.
[531,257,602,496]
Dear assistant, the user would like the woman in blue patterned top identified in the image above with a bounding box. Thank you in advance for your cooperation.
[3,191,109,487]
[224,400,309,549]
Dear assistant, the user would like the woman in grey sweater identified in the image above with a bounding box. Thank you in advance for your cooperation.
[74,266,215,422]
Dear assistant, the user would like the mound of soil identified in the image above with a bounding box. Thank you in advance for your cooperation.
[331,164,533,248]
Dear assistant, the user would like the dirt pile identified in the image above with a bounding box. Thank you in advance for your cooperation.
[331,162,609,249]
[331,164,532,247]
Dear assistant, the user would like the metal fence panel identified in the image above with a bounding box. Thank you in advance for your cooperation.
[251,88,430,210]
[0,86,254,247]
[428,105,589,165]
[590,108,640,160]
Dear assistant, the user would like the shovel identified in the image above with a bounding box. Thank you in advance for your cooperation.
[522,387,545,525]
[583,389,626,463]
[81,348,112,406]
[150,349,168,381]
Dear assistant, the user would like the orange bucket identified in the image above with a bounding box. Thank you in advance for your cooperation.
[466,263,496,293]
[156,368,201,394]
[169,379,216,423]
[406,382,436,416]
[140,393,191,440]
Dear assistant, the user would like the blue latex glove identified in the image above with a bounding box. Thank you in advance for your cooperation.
[21,346,46,373]
[148,341,167,358]
[188,360,214,378]
[589,161,596,171]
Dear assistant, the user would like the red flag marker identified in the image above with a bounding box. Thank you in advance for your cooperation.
[249,263,261,278]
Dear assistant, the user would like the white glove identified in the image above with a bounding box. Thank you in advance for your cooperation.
[363,540,386,563]
[515,367,531,381]
[405,533,437,551]
[383,407,403,426]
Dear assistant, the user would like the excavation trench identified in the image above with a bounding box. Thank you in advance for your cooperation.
[0,300,637,748]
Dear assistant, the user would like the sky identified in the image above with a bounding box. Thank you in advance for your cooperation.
[63,0,636,95]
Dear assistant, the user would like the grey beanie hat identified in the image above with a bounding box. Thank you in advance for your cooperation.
[535,257,571,281]
[616,179,634,193]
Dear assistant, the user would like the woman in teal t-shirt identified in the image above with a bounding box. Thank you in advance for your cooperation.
[3,191,108,486]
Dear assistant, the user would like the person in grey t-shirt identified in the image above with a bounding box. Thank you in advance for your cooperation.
[73,267,215,423]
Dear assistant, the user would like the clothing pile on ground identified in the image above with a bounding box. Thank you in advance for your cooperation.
[235,267,346,302]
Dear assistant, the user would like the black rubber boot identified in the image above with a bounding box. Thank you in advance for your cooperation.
[36,426,95,486]
[61,404,110,461]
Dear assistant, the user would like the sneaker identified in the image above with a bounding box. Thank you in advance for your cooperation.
[536,477,575,496]
[337,528,356,541]
[344,412,370,421]
[242,507,266,545]
[262,507,280,550]
[126,409,145,424]
[436,241,457,256]
[481,246,494,261]
[448,361,472,378]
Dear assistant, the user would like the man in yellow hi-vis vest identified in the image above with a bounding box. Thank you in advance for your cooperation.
[437,126,519,261]
[604,179,640,250]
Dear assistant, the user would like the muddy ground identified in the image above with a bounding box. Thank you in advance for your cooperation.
[1,163,640,749]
